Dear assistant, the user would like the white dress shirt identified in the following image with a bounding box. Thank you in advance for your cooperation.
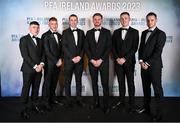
[71,27,78,46]
[50,30,59,44]
[94,27,101,43]
[121,26,129,40]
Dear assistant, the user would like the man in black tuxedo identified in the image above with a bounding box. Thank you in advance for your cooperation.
[41,17,63,111]
[137,12,166,121]
[112,12,139,112]
[85,13,112,113]
[19,21,45,119]
[62,14,85,107]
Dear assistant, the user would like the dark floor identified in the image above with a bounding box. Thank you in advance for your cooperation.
[0,96,180,122]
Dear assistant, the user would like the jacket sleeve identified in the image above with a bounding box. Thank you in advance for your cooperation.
[146,31,166,66]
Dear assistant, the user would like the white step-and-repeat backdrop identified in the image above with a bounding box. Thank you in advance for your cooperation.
[0,0,180,96]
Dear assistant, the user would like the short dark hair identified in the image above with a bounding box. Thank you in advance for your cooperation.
[49,17,58,22]
[146,12,157,19]
[29,21,39,26]
[93,13,103,19]
[69,14,78,20]
[120,12,130,17]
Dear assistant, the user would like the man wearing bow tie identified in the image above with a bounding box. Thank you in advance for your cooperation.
[85,13,112,114]
[62,14,85,107]
[137,12,166,121]
[112,12,139,113]
[19,21,45,119]
[41,17,63,111]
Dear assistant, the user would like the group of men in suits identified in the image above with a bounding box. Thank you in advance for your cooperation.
[19,12,166,121]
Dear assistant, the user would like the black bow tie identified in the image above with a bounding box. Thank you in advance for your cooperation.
[148,30,153,32]
[72,29,78,32]
[121,28,128,31]
[32,36,37,39]
[94,28,101,31]
[53,32,58,35]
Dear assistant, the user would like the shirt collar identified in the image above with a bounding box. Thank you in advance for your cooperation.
[94,26,102,30]
[121,26,130,29]
[29,33,35,38]
[50,29,58,34]
[70,27,77,31]
[148,26,156,31]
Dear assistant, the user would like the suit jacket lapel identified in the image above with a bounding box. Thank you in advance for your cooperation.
[68,28,77,49]
[124,27,131,41]
[27,34,37,48]
[145,27,158,45]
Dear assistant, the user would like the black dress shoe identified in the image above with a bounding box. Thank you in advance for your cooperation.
[112,101,125,109]
[21,110,30,119]
[32,105,42,113]
[51,100,64,106]
[77,100,85,107]
[91,101,100,109]
[152,115,162,122]
[103,107,110,114]
[136,107,150,114]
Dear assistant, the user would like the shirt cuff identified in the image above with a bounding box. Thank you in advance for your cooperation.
[40,62,45,66]
[145,62,150,66]
[139,59,143,63]
[33,64,38,69]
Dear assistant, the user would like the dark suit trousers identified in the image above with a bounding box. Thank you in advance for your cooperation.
[21,72,42,109]
[141,66,164,116]
[42,66,60,102]
[89,61,109,107]
[115,62,135,105]
[64,62,83,97]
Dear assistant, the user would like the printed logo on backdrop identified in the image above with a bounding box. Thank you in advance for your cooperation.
[44,0,142,11]
[166,36,173,43]
[62,18,86,29]
[11,34,24,42]
[27,17,50,25]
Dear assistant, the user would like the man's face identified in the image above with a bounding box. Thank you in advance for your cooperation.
[93,15,102,27]
[49,20,58,32]
[146,15,157,28]
[29,24,39,36]
[69,16,78,28]
[120,14,130,27]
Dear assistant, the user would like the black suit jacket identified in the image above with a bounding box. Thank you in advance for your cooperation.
[112,27,139,64]
[85,27,112,62]
[62,28,85,65]
[138,27,166,68]
[19,34,45,73]
[41,30,63,68]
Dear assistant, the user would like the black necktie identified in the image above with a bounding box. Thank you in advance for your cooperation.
[72,29,78,32]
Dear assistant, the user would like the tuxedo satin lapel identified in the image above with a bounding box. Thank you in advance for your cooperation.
[124,28,130,41]
[119,29,123,42]
[27,34,37,48]
[68,28,77,48]
[77,29,81,47]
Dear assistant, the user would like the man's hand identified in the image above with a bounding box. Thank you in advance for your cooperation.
[96,59,103,67]
[56,59,62,67]
[116,58,126,65]
[72,56,81,64]
[140,62,149,70]
[90,59,98,67]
